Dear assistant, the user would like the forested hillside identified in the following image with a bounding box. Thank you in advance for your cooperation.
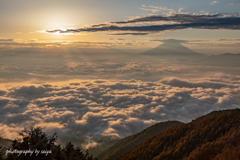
[97,121,183,160]
[117,109,240,160]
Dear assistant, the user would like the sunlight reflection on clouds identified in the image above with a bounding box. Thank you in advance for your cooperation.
[1,76,240,149]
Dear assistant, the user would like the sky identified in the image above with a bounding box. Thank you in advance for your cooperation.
[0,0,240,156]
[0,0,240,54]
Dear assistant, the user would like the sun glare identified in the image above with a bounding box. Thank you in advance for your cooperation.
[55,28,74,35]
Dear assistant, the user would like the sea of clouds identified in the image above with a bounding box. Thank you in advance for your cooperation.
[1,74,240,149]
[0,56,240,152]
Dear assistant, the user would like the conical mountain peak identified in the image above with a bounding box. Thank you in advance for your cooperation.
[140,39,204,56]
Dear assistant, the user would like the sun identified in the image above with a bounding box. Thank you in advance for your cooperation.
[52,28,74,35]
[52,28,66,35]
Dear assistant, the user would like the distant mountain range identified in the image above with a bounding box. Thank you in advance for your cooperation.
[4,40,240,66]
[0,39,206,61]
[201,53,240,67]
[96,121,183,160]
[140,39,205,57]
[116,109,240,160]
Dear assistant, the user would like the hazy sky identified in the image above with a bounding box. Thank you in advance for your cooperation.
[0,0,240,54]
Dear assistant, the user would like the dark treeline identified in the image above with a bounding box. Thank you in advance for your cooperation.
[0,127,97,160]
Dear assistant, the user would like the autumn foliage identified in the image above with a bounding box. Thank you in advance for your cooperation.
[97,121,183,160]
[117,109,240,160]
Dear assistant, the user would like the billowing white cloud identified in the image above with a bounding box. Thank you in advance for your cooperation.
[1,52,240,156]
[1,76,240,151]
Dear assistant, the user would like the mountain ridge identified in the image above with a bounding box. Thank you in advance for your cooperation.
[201,52,240,67]
[97,121,183,160]
[117,109,240,160]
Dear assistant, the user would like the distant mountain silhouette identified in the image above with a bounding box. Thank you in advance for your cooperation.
[96,121,183,160]
[117,109,240,160]
[140,39,204,57]
[202,53,240,67]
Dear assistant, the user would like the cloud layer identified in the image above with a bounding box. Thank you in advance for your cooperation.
[1,49,240,152]
[1,75,240,150]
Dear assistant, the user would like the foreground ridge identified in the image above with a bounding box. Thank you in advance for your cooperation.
[117,109,240,160]
[97,121,183,160]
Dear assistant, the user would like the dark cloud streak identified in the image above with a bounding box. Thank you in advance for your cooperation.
[111,13,221,24]
[46,13,240,34]
[109,33,149,35]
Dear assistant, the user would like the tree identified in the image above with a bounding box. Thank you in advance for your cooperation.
[0,146,5,160]
[5,127,97,160]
